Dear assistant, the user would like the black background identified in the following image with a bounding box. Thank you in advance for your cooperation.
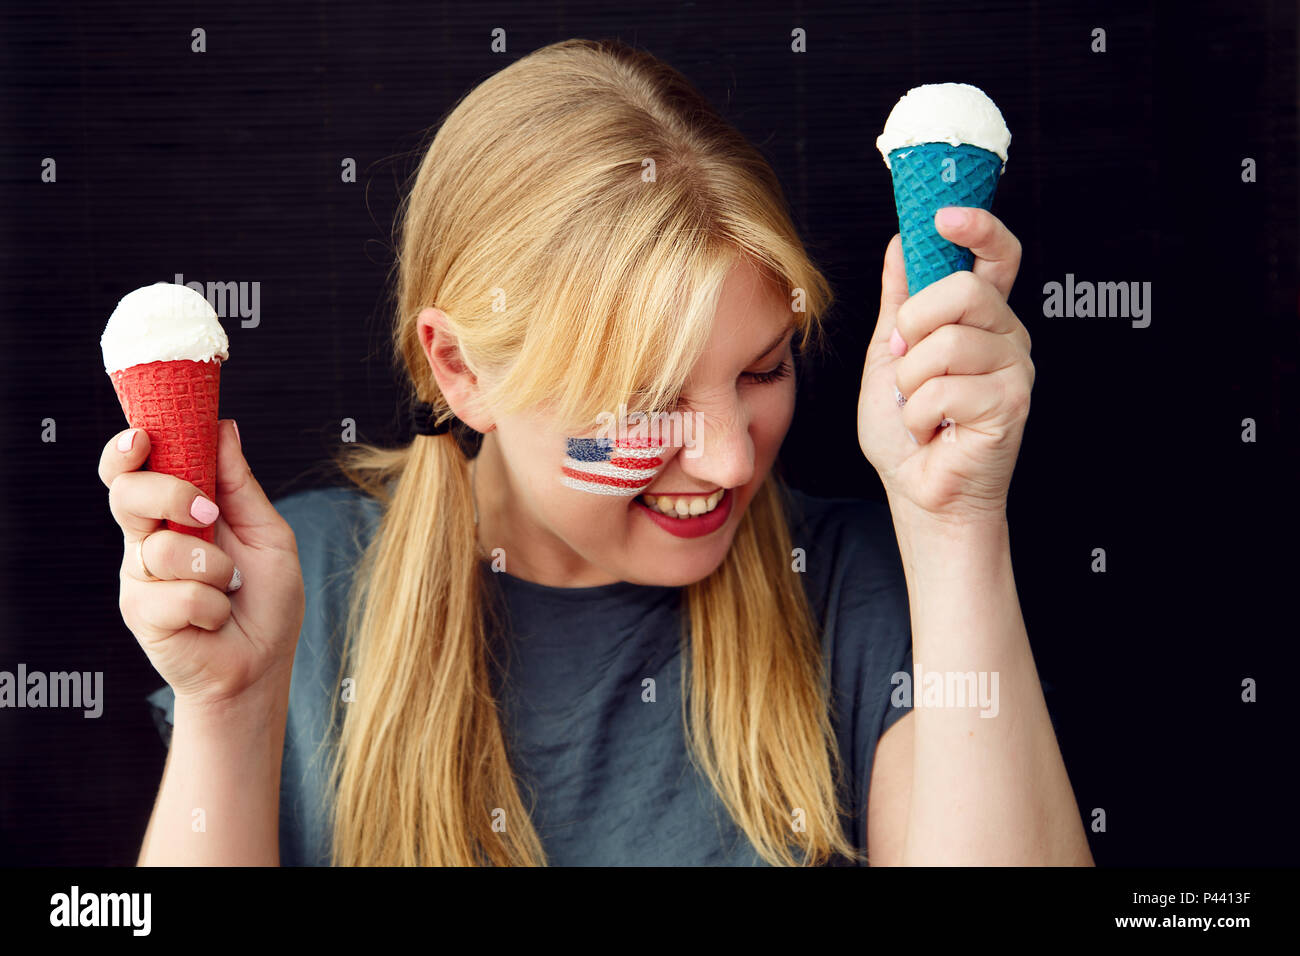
[1,0,1295,866]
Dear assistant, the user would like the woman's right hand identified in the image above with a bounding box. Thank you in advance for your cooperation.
[99,419,306,712]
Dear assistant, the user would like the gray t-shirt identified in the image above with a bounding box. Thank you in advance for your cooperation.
[146,484,914,865]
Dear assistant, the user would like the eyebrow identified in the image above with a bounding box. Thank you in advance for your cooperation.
[747,325,795,367]
[639,324,796,410]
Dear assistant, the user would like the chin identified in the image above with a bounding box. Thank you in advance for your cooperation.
[630,513,743,587]
[631,550,731,588]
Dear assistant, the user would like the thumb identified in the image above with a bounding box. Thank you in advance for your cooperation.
[214,419,286,545]
[869,233,910,352]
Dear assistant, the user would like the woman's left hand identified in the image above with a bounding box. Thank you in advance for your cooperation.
[858,207,1035,529]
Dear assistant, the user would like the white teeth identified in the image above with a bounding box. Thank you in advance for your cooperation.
[640,490,725,518]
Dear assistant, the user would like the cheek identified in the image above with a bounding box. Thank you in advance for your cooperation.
[557,436,666,497]
[749,382,796,457]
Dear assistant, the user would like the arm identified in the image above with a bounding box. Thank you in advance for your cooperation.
[138,680,290,866]
[866,710,913,866]
[878,507,1092,865]
[860,210,1088,865]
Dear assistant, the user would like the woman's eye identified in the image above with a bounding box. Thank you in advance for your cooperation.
[628,358,792,417]
[743,359,793,386]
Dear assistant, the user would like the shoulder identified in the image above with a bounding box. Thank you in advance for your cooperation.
[275,485,383,554]
[272,485,384,623]
[780,485,910,683]
[782,486,908,614]
[274,485,384,587]
[271,483,381,685]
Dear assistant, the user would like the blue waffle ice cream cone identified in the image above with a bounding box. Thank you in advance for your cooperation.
[887,142,1003,295]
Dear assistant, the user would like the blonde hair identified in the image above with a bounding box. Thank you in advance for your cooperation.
[321,37,864,866]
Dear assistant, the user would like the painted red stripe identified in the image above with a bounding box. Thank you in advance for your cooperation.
[561,466,653,489]
[608,456,663,469]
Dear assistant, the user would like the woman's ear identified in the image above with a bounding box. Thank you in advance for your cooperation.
[416,307,495,433]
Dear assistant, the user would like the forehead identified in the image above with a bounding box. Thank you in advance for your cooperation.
[527,257,795,437]
[696,258,793,369]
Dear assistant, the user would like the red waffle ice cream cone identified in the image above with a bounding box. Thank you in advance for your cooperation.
[110,358,222,543]
[101,282,231,545]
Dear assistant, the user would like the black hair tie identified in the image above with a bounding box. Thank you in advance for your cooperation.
[411,400,453,437]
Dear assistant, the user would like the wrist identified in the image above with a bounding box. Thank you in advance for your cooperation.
[173,670,292,735]
[885,494,1011,580]
[885,491,1008,541]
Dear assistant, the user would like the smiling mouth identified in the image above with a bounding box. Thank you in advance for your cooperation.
[636,489,725,518]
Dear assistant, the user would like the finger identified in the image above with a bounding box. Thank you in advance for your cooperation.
[895,270,1022,354]
[125,528,240,591]
[108,470,220,542]
[901,365,1033,442]
[893,323,1024,401]
[98,427,150,489]
[121,576,232,640]
[868,233,909,352]
[933,207,1022,301]
[213,419,288,546]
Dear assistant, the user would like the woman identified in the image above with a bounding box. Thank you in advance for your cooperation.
[102,38,1093,866]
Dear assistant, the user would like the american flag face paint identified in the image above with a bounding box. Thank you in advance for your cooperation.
[560,435,666,496]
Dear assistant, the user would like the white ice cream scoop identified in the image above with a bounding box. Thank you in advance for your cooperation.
[101,282,230,374]
[876,82,1011,173]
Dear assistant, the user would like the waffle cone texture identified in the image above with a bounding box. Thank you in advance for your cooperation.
[109,359,221,544]
[888,143,1003,295]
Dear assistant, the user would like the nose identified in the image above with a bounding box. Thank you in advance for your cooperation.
[673,402,754,493]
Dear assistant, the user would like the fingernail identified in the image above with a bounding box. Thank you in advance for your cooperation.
[228,567,242,592]
[937,207,968,229]
[889,328,908,356]
[231,419,241,449]
[117,429,137,452]
[191,495,220,524]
